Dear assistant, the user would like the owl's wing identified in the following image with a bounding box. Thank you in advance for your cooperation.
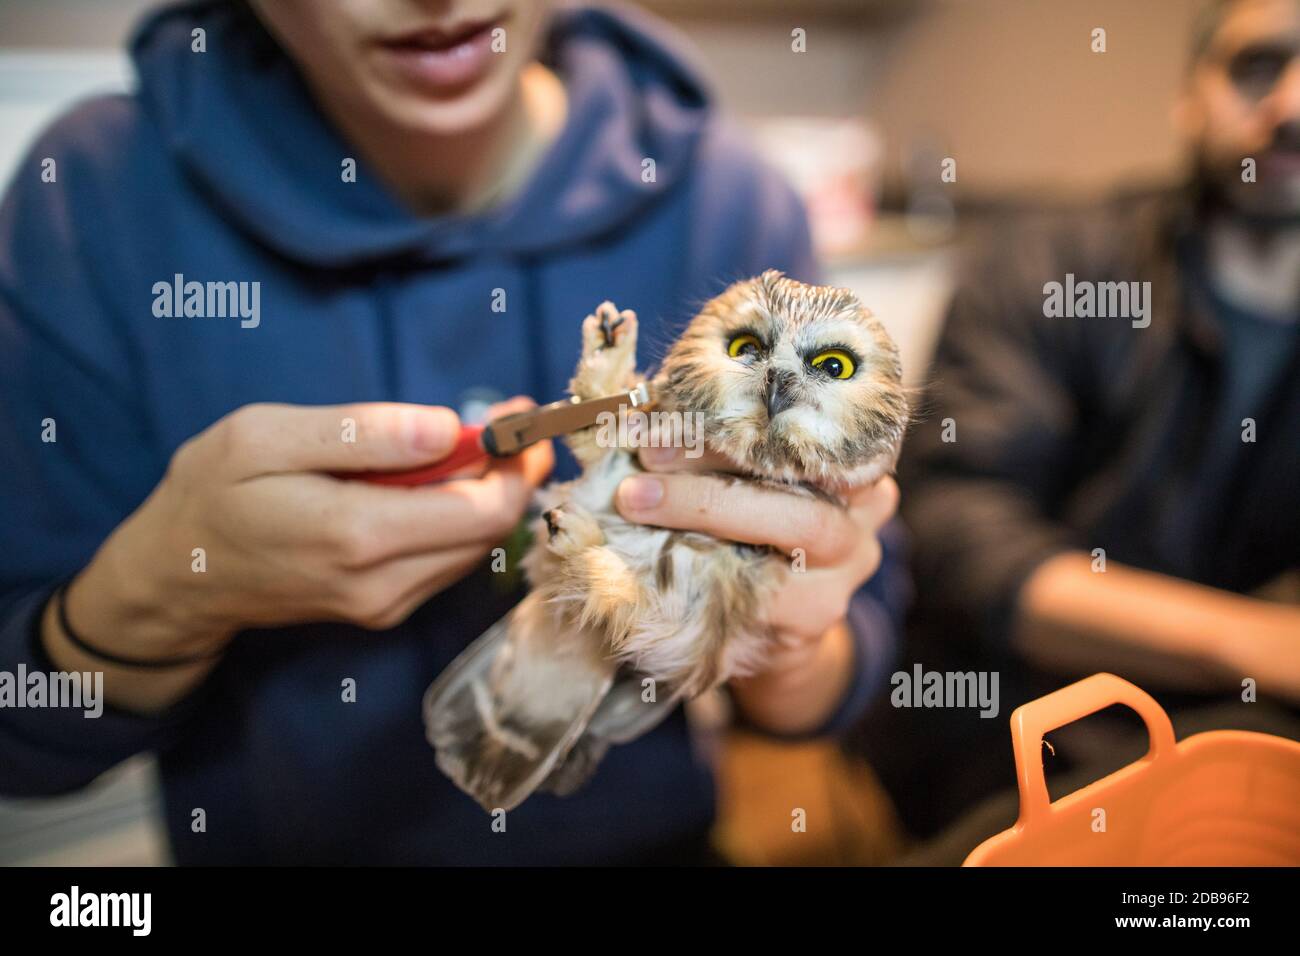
[539,673,683,797]
[423,591,617,812]
[585,671,680,744]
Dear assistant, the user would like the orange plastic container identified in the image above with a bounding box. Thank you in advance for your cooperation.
[964,673,1300,866]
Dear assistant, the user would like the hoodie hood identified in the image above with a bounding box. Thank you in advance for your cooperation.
[130,0,713,268]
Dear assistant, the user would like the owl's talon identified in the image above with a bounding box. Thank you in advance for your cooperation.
[585,302,632,351]
[541,505,604,555]
[599,312,626,348]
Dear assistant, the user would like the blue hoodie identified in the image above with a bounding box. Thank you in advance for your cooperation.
[0,0,903,864]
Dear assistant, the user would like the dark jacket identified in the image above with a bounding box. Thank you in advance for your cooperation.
[852,187,1300,837]
[0,0,904,863]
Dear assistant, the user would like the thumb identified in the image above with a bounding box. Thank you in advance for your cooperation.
[220,402,461,476]
[848,475,900,531]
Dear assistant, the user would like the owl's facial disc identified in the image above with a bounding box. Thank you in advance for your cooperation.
[656,272,909,488]
[756,342,860,421]
[703,325,881,481]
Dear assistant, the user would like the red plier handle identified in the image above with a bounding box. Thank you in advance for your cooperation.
[341,424,490,487]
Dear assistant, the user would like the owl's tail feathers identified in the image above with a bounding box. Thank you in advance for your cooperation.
[423,592,617,813]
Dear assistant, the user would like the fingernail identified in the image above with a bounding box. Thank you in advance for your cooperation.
[411,412,455,453]
[640,444,678,467]
[618,475,664,511]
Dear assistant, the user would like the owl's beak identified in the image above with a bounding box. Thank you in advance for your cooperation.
[765,369,797,420]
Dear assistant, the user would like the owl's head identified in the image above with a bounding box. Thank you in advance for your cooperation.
[656,271,909,489]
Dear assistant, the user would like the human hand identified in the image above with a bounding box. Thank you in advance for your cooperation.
[63,398,553,663]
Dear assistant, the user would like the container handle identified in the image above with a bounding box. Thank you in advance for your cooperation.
[1010,673,1175,828]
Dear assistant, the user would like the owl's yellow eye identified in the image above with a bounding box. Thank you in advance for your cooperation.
[727,333,762,359]
[810,349,856,379]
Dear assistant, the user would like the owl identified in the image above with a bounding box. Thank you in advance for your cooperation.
[424,270,909,811]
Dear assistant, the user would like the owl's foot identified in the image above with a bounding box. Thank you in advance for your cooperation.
[571,302,639,400]
[586,300,634,350]
[596,302,627,348]
[535,502,642,639]
[542,505,604,558]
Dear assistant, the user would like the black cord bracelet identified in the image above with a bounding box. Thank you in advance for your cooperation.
[54,583,221,669]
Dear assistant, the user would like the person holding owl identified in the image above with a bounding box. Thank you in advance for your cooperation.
[0,0,905,863]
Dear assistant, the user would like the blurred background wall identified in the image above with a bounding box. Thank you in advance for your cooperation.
[647,0,1203,199]
[1,0,1206,197]
[0,0,1211,866]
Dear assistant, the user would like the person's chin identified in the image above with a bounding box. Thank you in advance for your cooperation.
[1201,162,1300,226]
[374,72,515,138]
[1236,175,1300,221]
[1257,159,1300,216]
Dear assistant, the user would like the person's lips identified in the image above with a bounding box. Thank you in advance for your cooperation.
[374,17,506,92]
